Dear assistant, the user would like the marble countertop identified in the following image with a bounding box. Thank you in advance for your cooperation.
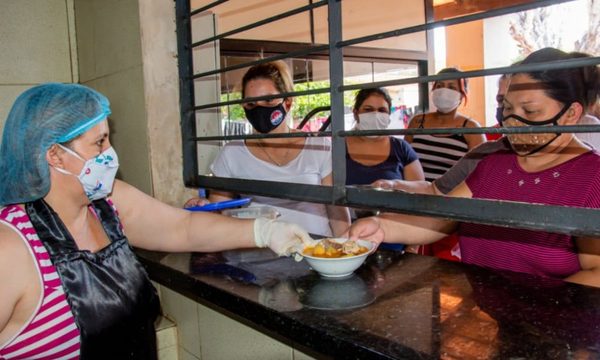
[137,248,600,359]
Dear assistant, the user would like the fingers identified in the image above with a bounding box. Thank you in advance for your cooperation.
[183,197,210,208]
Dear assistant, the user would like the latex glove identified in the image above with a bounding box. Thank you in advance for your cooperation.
[254,218,315,257]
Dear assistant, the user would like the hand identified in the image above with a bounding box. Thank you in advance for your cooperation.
[253,218,315,256]
[346,216,385,247]
[370,179,397,189]
[184,197,210,208]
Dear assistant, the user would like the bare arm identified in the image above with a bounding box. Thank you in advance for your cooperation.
[349,181,473,245]
[110,180,256,252]
[564,236,600,287]
[322,174,351,236]
[0,226,35,342]
[404,115,421,143]
[464,118,486,150]
[402,160,425,181]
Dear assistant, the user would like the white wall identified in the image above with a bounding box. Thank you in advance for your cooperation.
[0,0,77,136]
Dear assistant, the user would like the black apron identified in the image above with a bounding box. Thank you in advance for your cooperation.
[26,199,161,359]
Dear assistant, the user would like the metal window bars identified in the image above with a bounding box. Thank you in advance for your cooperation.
[175,0,600,236]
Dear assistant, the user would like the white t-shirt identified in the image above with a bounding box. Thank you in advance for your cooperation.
[210,137,333,236]
[576,114,600,149]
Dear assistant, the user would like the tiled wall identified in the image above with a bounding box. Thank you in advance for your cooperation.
[159,285,316,360]
[0,0,76,138]
[74,0,153,195]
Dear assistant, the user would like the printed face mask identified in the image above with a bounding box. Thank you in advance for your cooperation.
[356,111,391,138]
[431,88,462,113]
[501,103,571,156]
[54,144,120,201]
[244,102,287,134]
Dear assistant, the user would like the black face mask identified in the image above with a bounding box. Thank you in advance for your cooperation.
[495,106,504,125]
[244,102,287,134]
[501,103,571,155]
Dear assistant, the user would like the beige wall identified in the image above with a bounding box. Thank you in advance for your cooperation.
[137,1,200,205]
[74,0,153,195]
[192,0,426,51]
[445,20,486,125]
[0,0,77,136]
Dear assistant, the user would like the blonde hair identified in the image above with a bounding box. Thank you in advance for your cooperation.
[241,60,293,98]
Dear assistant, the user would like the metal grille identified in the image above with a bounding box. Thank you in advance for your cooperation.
[175,0,600,236]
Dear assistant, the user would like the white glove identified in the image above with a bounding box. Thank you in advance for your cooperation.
[254,218,315,256]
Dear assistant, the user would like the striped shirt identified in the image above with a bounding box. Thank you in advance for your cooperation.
[0,205,80,360]
[461,150,600,279]
[410,118,470,181]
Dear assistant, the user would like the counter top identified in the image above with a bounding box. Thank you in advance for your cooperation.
[137,248,600,359]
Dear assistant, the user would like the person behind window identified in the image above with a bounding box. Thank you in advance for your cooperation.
[372,74,511,197]
[348,47,600,288]
[402,67,487,259]
[406,67,487,182]
[486,74,512,141]
[346,87,424,187]
[209,61,350,237]
[0,83,314,359]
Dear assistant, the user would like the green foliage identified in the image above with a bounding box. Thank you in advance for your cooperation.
[220,81,358,123]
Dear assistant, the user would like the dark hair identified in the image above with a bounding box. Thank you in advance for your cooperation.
[353,88,392,112]
[434,67,468,98]
[518,47,600,109]
[241,61,293,98]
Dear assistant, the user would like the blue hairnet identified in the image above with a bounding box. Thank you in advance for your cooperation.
[0,83,111,205]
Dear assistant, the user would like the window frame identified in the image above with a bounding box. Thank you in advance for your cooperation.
[175,0,600,237]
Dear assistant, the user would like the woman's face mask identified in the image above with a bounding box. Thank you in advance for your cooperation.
[54,144,120,201]
[356,111,391,137]
[431,88,462,113]
[244,102,287,134]
[501,103,571,156]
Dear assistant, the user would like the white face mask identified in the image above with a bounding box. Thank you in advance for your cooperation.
[356,112,391,136]
[54,144,119,201]
[431,88,462,113]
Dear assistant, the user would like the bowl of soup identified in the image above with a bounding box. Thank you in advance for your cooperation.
[301,238,375,278]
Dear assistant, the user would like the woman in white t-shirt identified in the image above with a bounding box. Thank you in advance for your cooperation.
[209,61,350,237]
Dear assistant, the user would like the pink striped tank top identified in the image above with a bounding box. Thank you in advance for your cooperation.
[0,205,80,359]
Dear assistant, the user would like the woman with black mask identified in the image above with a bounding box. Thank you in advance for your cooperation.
[209,61,350,237]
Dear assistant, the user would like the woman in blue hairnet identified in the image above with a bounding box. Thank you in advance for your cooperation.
[0,83,313,359]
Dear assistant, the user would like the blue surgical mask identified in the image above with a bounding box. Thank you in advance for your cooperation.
[54,144,119,200]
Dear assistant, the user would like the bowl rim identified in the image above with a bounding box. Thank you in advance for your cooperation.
[301,238,375,261]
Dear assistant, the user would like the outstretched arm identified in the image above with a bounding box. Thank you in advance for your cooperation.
[110,180,312,255]
[348,181,472,245]
[322,174,351,236]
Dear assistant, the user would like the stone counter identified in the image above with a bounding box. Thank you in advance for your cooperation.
[137,248,600,359]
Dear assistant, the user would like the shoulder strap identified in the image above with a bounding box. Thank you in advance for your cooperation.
[418,114,426,128]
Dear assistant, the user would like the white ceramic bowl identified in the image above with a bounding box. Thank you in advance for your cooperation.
[302,238,375,278]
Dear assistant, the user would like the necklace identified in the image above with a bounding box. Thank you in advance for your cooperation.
[256,139,291,166]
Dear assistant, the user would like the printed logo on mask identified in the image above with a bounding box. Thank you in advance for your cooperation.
[271,109,284,125]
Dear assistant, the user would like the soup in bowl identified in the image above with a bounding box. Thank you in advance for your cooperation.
[301,238,375,278]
